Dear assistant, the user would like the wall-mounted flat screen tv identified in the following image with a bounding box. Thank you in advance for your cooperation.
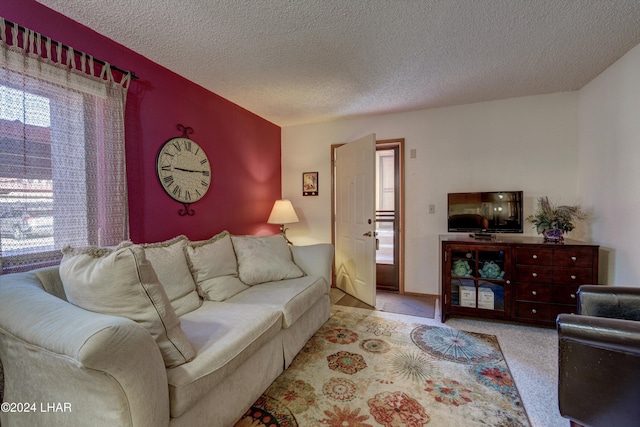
[447,191,523,233]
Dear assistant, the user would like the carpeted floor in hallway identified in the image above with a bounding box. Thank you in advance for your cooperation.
[331,288,437,318]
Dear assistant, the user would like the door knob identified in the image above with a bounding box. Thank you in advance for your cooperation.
[363,231,372,237]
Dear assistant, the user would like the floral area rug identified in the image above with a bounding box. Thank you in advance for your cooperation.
[235,310,530,427]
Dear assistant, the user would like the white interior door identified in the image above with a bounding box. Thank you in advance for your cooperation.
[335,134,376,306]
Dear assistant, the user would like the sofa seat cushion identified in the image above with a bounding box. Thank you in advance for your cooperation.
[225,276,328,328]
[167,302,282,418]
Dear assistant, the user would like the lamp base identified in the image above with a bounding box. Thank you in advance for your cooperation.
[280,225,293,245]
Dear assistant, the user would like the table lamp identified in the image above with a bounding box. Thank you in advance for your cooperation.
[267,199,299,244]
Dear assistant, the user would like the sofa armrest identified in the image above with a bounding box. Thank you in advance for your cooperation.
[556,313,640,426]
[290,244,334,287]
[578,285,640,320]
[557,312,640,354]
[0,272,170,427]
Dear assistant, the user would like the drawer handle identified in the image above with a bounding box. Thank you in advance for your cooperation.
[571,256,577,262]
[506,280,511,285]
[571,275,577,280]
[532,254,538,259]
[532,272,538,278]
[531,290,537,296]
[571,293,576,299]
[531,309,537,314]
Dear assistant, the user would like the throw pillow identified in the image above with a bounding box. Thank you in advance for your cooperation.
[184,231,248,301]
[141,235,201,316]
[231,234,304,286]
[59,244,195,368]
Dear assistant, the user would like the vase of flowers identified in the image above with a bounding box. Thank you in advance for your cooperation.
[526,196,587,243]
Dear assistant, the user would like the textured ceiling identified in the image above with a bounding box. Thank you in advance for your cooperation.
[36,0,640,127]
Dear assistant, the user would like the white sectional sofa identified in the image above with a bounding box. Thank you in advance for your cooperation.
[0,231,334,427]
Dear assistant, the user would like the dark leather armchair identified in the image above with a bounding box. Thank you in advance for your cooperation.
[557,285,640,427]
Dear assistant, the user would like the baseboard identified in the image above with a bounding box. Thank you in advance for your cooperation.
[332,286,438,300]
[400,291,439,299]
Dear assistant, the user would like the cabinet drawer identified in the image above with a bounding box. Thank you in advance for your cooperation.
[515,302,553,321]
[515,247,553,266]
[554,285,579,305]
[515,266,553,283]
[553,268,594,285]
[553,248,595,268]
[515,283,553,302]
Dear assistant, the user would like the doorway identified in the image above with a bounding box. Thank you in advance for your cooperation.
[375,140,403,292]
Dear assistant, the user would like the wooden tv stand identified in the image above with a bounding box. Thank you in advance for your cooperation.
[441,235,599,325]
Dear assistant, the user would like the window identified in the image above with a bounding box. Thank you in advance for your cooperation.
[0,18,130,273]
[0,86,53,256]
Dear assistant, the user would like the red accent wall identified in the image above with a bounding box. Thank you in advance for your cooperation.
[1,0,282,242]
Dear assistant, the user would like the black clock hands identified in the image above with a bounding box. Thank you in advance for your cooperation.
[173,167,209,174]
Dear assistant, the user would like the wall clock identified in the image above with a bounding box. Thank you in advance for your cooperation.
[156,124,211,216]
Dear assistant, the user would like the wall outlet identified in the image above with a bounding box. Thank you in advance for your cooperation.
[429,204,435,214]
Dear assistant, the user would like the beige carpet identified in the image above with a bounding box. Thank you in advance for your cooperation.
[376,292,437,318]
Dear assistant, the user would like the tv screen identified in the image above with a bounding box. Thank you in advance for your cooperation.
[447,191,523,233]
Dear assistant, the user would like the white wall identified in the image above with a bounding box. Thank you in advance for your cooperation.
[282,92,580,295]
[578,43,640,286]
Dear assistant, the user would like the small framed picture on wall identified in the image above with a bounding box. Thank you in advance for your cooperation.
[303,172,318,196]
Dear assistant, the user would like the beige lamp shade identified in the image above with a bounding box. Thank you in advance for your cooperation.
[268,199,299,224]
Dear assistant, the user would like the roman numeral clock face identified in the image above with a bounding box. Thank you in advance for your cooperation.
[156,137,211,206]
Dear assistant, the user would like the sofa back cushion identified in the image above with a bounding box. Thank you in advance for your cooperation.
[59,244,195,368]
[141,235,201,316]
[231,234,304,285]
[185,231,248,301]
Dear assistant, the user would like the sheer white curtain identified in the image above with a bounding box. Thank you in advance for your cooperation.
[0,18,130,273]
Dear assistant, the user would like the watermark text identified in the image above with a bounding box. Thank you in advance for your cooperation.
[1,402,72,413]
